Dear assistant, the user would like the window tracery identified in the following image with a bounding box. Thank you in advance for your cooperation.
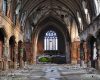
[44,30,58,50]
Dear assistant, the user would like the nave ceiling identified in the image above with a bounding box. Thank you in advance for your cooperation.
[19,0,97,42]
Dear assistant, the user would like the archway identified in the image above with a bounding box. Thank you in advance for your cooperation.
[37,26,66,64]
[87,35,97,68]
[0,28,7,70]
[32,16,71,64]
[0,29,5,59]
[9,36,16,68]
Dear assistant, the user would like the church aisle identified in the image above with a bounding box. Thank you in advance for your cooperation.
[0,64,100,80]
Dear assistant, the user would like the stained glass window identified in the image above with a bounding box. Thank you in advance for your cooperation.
[44,30,58,50]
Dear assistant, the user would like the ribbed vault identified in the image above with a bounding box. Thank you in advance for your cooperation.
[20,0,93,33]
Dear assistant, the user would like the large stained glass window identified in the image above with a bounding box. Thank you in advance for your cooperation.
[44,30,58,50]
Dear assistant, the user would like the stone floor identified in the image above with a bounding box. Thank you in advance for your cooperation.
[0,64,100,80]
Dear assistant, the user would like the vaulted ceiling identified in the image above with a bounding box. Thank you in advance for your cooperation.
[20,0,96,33]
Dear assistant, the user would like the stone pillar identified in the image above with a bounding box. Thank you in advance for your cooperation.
[19,42,24,68]
[13,43,18,69]
[7,41,11,69]
[33,39,37,64]
[80,41,85,67]
[83,42,88,66]
[65,42,71,63]
[97,39,100,70]
[86,48,91,67]
[97,49,100,70]
[86,42,93,68]
[3,38,9,70]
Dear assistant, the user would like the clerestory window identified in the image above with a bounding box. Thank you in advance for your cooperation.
[2,0,7,15]
[94,0,100,16]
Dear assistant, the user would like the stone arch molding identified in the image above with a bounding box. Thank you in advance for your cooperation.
[32,15,71,63]
[95,29,100,49]
[33,14,71,43]
[95,29,100,39]
[86,34,96,42]
[0,27,8,38]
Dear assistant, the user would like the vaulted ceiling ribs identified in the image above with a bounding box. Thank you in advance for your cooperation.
[21,0,91,33]
[27,0,77,23]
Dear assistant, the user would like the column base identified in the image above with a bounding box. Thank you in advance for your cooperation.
[3,60,9,70]
[87,61,91,67]
[98,58,100,70]
[14,61,17,69]
[80,60,86,68]
[33,59,36,64]
[19,60,24,68]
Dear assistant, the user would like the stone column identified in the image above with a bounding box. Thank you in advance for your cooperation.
[80,41,85,67]
[97,39,100,70]
[7,40,11,69]
[65,42,71,63]
[33,38,37,64]
[86,46,91,67]
[97,49,100,70]
[83,42,88,64]
[19,42,24,68]
[3,38,9,70]
[13,43,18,69]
